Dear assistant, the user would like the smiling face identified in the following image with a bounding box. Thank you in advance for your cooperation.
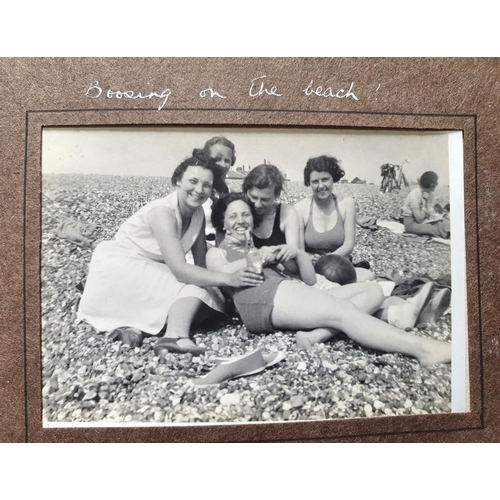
[245,186,277,216]
[309,170,334,201]
[209,143,233,175]
[223,199,254,241]
[176,166,214,209]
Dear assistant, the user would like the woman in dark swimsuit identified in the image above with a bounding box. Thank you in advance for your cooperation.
[242,164,301,250]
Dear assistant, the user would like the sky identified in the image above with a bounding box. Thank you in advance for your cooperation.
[42,126,453,186]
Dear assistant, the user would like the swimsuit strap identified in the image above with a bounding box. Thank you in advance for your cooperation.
[307,194,342,227]
[273,204,282,232]
[253,204,286,248]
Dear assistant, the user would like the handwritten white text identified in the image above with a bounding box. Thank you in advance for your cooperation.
[85,81,172,110]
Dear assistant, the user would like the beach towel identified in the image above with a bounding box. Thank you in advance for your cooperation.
[377,219,405,234]
[376,219,451,246]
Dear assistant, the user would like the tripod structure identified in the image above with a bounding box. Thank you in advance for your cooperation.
[380,160,410,193]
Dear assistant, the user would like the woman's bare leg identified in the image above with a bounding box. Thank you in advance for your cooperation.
[326,282,384,315]
[374,296,406,322]
[273,281,450,365]
[296,283,384,349]
[296,328,337,349]
[163,297,204,347]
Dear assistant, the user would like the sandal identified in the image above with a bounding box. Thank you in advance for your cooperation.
[192,348,282,387]
[109,327,143,348]
[154,337,206,357]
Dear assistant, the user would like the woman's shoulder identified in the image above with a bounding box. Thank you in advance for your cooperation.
[280,202,298,218]
[293,196,313,214]
[140,194,175,211]
[336,194,355,209]
[404,187,421,201]
[146,198,176,216]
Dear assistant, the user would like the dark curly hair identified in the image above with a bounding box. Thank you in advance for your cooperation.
[202,136,237,167]
[419,171,439,189]
[211,192,261,234]
[171,148,227,194]
[304,155,345,186]
[243,164,285,197]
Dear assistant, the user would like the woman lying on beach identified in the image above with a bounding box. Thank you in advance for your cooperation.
[294,155,374,282]
[206,193,451,365]
[77,150,263,356]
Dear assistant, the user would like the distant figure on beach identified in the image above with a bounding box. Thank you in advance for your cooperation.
[402,171,450,238]
[294,155,374,282]
[77,149,262,356]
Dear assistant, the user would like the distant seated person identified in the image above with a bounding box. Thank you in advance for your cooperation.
[402,171,450,239]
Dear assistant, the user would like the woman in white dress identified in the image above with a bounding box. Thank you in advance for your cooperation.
[77,149,264,356]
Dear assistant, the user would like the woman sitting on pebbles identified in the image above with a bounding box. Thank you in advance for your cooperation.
[206,193,451,365]
[402,170,451,238]
[294,155,374,282]
[77,150,263,356]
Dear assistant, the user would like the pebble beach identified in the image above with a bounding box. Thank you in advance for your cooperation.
[41,175,453,425]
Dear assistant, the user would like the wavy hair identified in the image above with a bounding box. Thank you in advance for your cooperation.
[171,148,227,194]
[304,155,345,186]
[202,136,237,167]
[211,192,261,233]
[243,164,285,197]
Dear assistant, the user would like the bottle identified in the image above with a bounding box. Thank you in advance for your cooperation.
[245,231,264,276]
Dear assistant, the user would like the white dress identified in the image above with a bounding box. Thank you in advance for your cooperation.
[77,191,225,334]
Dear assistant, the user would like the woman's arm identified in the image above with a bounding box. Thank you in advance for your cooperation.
[293,199,309,251]
[280,204,304,274]
[332,197,356,257]
[282,204,302,249]
[147,206,262,288]
[206,246,247,274]
[295,249,317,285]
[206,247,238,273]
[274,245,316,286]
[191,220,208,267]
[407,190,428,223]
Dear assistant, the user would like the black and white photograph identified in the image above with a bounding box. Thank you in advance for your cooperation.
[41,126,467,426]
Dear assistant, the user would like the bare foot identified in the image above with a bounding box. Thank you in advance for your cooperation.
[416,339,452,366]
[390,282,435,329]
[295,328,339,350]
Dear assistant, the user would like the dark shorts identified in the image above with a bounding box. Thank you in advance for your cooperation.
[233,276,286,334]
